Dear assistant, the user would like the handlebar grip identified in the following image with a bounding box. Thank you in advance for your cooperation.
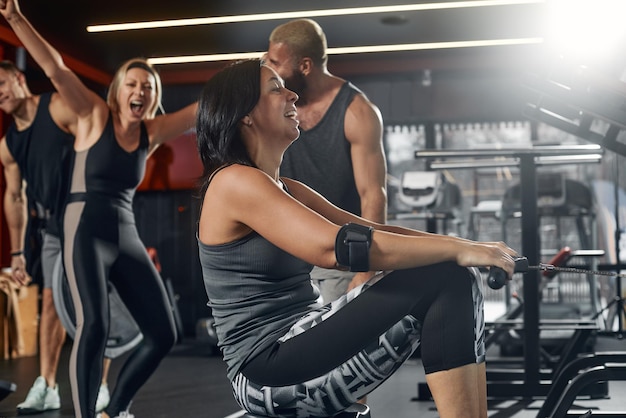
[487,267,508,290]
[487,257,529,290]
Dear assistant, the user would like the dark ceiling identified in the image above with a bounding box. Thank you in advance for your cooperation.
[1,0,624,86]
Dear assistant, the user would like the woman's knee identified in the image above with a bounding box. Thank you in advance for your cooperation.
[78,315,109,346]
[437,264,478,304]
[143,322,177,355]
[445,263,475,285]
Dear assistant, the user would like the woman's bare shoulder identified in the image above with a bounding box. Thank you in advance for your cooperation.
[210,164,276,196]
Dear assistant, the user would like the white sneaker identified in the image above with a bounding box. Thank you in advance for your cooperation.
[100,410,133,418]
[16,376,61,414]
[96,405,134,418]
[96,383,110,412]
[115,402,134,418]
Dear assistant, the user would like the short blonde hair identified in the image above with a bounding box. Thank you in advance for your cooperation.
[106,58,162,118]
[269,19,327,67]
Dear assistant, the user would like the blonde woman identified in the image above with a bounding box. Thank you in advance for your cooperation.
[0,0,197,417]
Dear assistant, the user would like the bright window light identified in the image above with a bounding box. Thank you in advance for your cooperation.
[544,0,626,63]
[87,0,544,32]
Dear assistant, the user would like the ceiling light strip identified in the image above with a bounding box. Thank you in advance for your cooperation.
[87,0,544,32]
[330,37,544,54]
[149,51,263,64]
[147,37,543,65]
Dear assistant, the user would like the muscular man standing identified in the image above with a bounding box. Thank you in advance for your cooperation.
[265,19,387,303]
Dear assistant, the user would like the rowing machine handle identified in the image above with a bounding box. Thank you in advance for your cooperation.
[487,257,529,290]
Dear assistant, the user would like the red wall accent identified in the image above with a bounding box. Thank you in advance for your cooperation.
[138,131,202,192]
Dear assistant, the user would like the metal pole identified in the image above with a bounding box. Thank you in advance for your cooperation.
[519,153,541,388]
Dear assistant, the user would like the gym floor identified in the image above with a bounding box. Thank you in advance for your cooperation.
[0,331,625,418]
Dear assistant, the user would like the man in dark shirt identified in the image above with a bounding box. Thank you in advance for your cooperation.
[264,19,387,304]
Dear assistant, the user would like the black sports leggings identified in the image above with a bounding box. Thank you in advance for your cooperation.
[234,262,485,417]
[64,196,177,418]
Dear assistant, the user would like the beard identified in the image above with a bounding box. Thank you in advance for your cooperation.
[283,70,306,97]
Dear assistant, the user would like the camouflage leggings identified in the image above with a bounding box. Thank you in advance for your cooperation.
[233,263,485,417]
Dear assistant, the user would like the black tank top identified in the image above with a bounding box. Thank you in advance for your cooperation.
[68,114,149,208]
[5,92,74,231]
[280,82,361,215]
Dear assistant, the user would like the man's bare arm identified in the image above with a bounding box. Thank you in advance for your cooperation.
[1,138,29,286]
[345,93,387,289]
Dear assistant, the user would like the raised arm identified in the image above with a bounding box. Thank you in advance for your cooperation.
[0,0,105,126]
[0,138,28,286]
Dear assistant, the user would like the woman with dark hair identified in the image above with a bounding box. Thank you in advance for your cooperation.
[0,1,197,417]
[195,58,516,418]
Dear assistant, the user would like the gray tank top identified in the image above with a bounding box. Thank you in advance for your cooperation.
[280,82,362,215]
[198,178,320,380]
